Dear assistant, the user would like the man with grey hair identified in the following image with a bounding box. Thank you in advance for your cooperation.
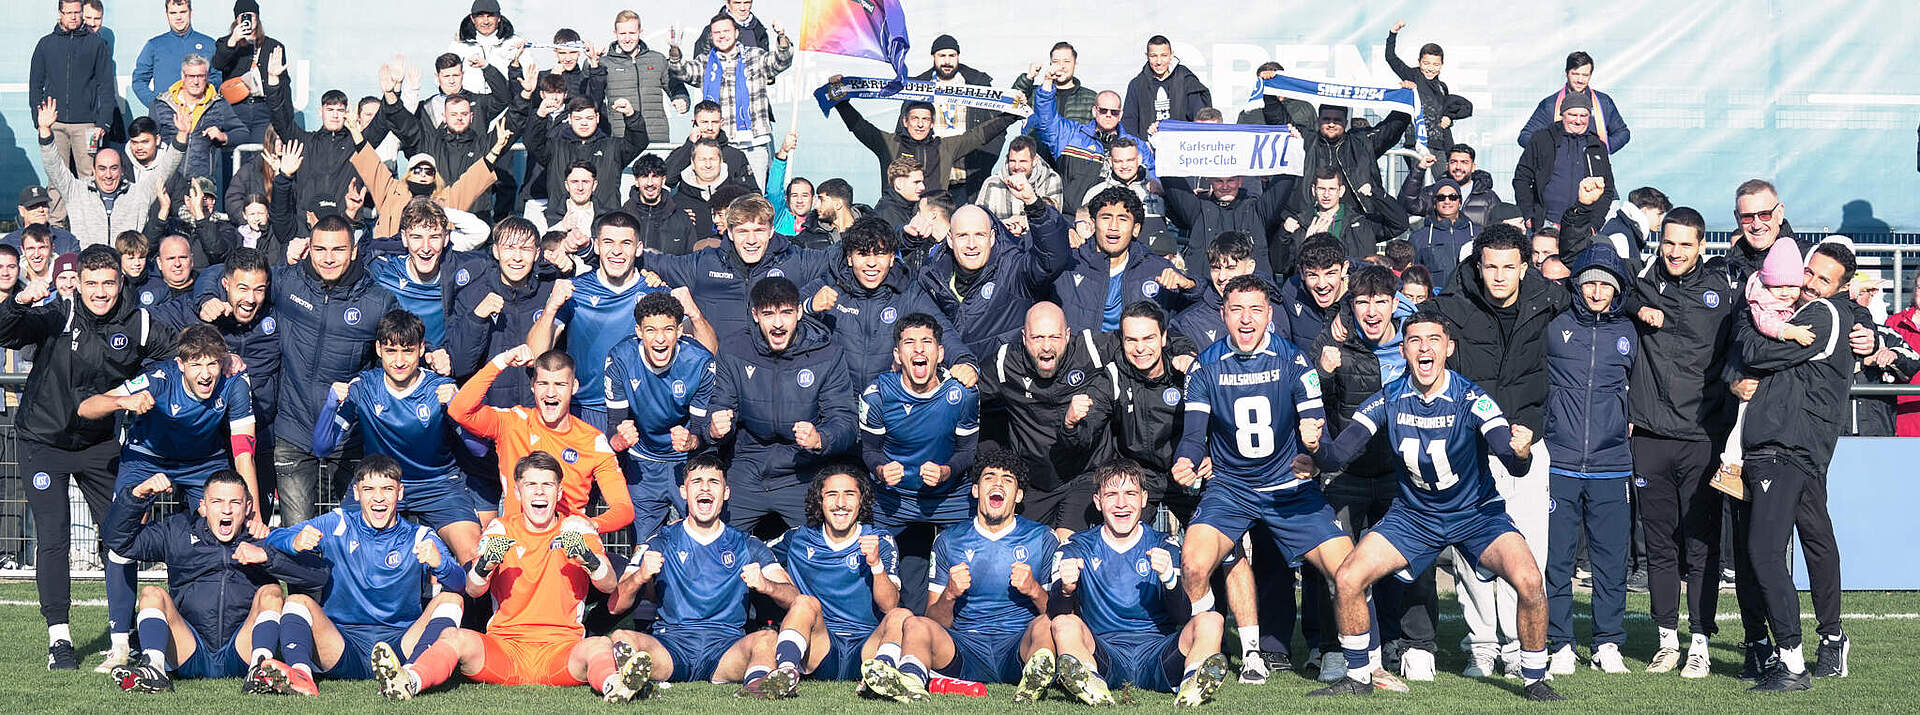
[150,53,248,181]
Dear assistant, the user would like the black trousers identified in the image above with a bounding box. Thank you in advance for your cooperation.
[1303,472,1403,651]
[1632,435,1722,635]
[1738,455,1844,650]
[22,439,120,628]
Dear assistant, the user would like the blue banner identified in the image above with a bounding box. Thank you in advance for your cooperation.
[813,76,1032,117]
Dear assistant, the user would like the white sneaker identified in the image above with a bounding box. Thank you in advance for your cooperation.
[1499,644,1523,679]
[1548,644,1577,675]
[1317,650,1346,683]
[1646,646,1681,673]
[1399,648,1435,681]
[93,645,131,674]
[1681,649,1711,679]
[1590,643,1630,674]
[1463,646,1499,678]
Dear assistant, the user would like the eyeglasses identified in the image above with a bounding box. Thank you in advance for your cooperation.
[183,73,209,80]
[1435,193,1461,201]
[1094,107,1122,117]
[1736,203,1780,224]
[409,166,436,177]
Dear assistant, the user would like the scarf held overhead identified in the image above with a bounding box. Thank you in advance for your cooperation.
[1250,71,1427,151]
[814,76,1032,117]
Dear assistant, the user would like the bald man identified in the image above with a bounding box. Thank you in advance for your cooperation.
[971,301,1112,536]
[135,234,200,308]
[919,187,1073,361]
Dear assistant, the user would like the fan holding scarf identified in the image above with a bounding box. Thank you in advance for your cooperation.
[1517,50,1631,154]
[669,11,795,187]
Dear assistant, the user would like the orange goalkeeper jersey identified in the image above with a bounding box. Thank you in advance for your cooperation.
[482,515,603,640]
[451,361,634,534]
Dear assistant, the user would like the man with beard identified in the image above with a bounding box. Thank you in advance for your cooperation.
[1406,177,1481,289]
[1280,170,1408,272]
[1031,79,1155,208]
[162,247,280,453]
[645,194,834,342]
[1049,461,1230,706]
[606,454,796,690]
[741,466,910,697]
[79,325,260,673]
[1014,42,1099,128]
[978,302,1111,534]
[670,140,756,234]
[36,98,186,247]
[668,11,793,184]
[1054,187,1195,334]
[1308,312,1563,701]
[311,310,481,562]
[920,186,1072,358]
[833,80,1020,199]
[858,313,981,616]
[706,277,857,536]
[519,96,649,209]
[254,456,468,696]
[904,35,1007,202]
[2,245,177,670]
[603,291,716,544]
[976,136,1064,222]
[866,449,1060,702]
[803,218,975,390]
[1401,144,1502,228]
[380,64,510,219]
[449,345,631,534]
[1164,171,1295,279]
[369,453,651,703]
[103,470,321,692]
[623,155,699,256]
[1122,36,1212,138]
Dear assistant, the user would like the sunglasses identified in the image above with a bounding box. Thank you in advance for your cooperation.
[1435,193,1461,201]
[409,166,436,176]
[1094,107,1122,117]
[1736,203,1780,224]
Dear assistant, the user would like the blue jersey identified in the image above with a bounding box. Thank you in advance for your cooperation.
[858,374,979,498]
[603,336,715,462]
[369,255,452,348]
[1334,371,1518,514]
[319,369,463,483]
[1177,334,1326,490]
[264,506,465,629]
[555,270,658,408]
[929,517,1058,636]
[1054,526,1184,637]
[119,361,253,464]
[640,521,778,636]
[770,525,899,636]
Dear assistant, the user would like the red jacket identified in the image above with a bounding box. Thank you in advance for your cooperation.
[1887,307,1920,436]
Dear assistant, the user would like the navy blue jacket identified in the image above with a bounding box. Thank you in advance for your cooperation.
[921,203,1073,357]
[1409,214,1479,290]
[1276,272,1344,352]
[152,270,284,428]
[251,259,395,452]
[447,265,553,407]
[1052,240,1193,334]
[106,485,325,652]
[647,234,837,341]
[1544,244,1636,477]
[801,261,974,391]
[711,317,858,490]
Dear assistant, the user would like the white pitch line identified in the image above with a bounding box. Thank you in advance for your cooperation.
[1437,612,1920,622]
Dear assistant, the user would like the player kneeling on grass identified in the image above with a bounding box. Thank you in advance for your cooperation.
[879,448,1060,703]
[78,324,261,673]
[103,470,323,693]
[246,455,468,695]
[1050,461,1230,707]
[735,463,912,699]
[607,454,798,691]
[1307,311,1564,702]
[372,452,650,703]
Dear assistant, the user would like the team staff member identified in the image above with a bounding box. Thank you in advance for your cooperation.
[0,244,176,670]
[708,277,857,536]
[977,302,1112,533]
[1626,207,1736,677]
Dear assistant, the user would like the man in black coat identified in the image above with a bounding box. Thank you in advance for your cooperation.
[1513,93,1615,231]
[1122,35,1212,139]
[904,35,1006,204]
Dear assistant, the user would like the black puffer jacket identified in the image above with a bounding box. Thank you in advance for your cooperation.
[1628,254,1739,442]
[1432,262,1570,432]
[1268,97,1411,214]
[1311,298,1411,478]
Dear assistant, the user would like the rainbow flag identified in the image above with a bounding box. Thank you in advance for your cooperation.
[799,0,910,85]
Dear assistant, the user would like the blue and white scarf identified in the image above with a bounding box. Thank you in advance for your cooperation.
[704,47,752,134]
[1250,72,1427,151]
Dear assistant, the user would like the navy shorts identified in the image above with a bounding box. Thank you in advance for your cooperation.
[1369,503,1518,583]
[174,628,246,679]
[344,473,478,530]
[117,452,222,509]
[1191,482,1347,567]
[456,441,501,514]
[654,626,740,682]
[808,631,870,681]
[939,629,1026,684]
[623,456,687,544]
[1093,630,1185,692]
[324,624,408,680]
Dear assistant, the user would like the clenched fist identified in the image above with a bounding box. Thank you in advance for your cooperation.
[793,421,822,451]
[946,563,972,596]
[1299,417,1324,452]
[859,534,882,568]
[1056,557,1085,593]
[1064,393,1093,428]
[669,425,699,453]
[877,462,905,486]
[413,539,442,568]
[292,525,323,552]
[1510,424,1535,459]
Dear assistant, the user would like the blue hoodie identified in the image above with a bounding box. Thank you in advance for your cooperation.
[1545,242,1637,478]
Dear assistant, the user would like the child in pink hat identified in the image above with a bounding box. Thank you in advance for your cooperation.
[1717,237,1812,491]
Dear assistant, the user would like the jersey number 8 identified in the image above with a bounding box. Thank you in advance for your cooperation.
[1398,437,1460,490]
[1232,396,1275,459]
